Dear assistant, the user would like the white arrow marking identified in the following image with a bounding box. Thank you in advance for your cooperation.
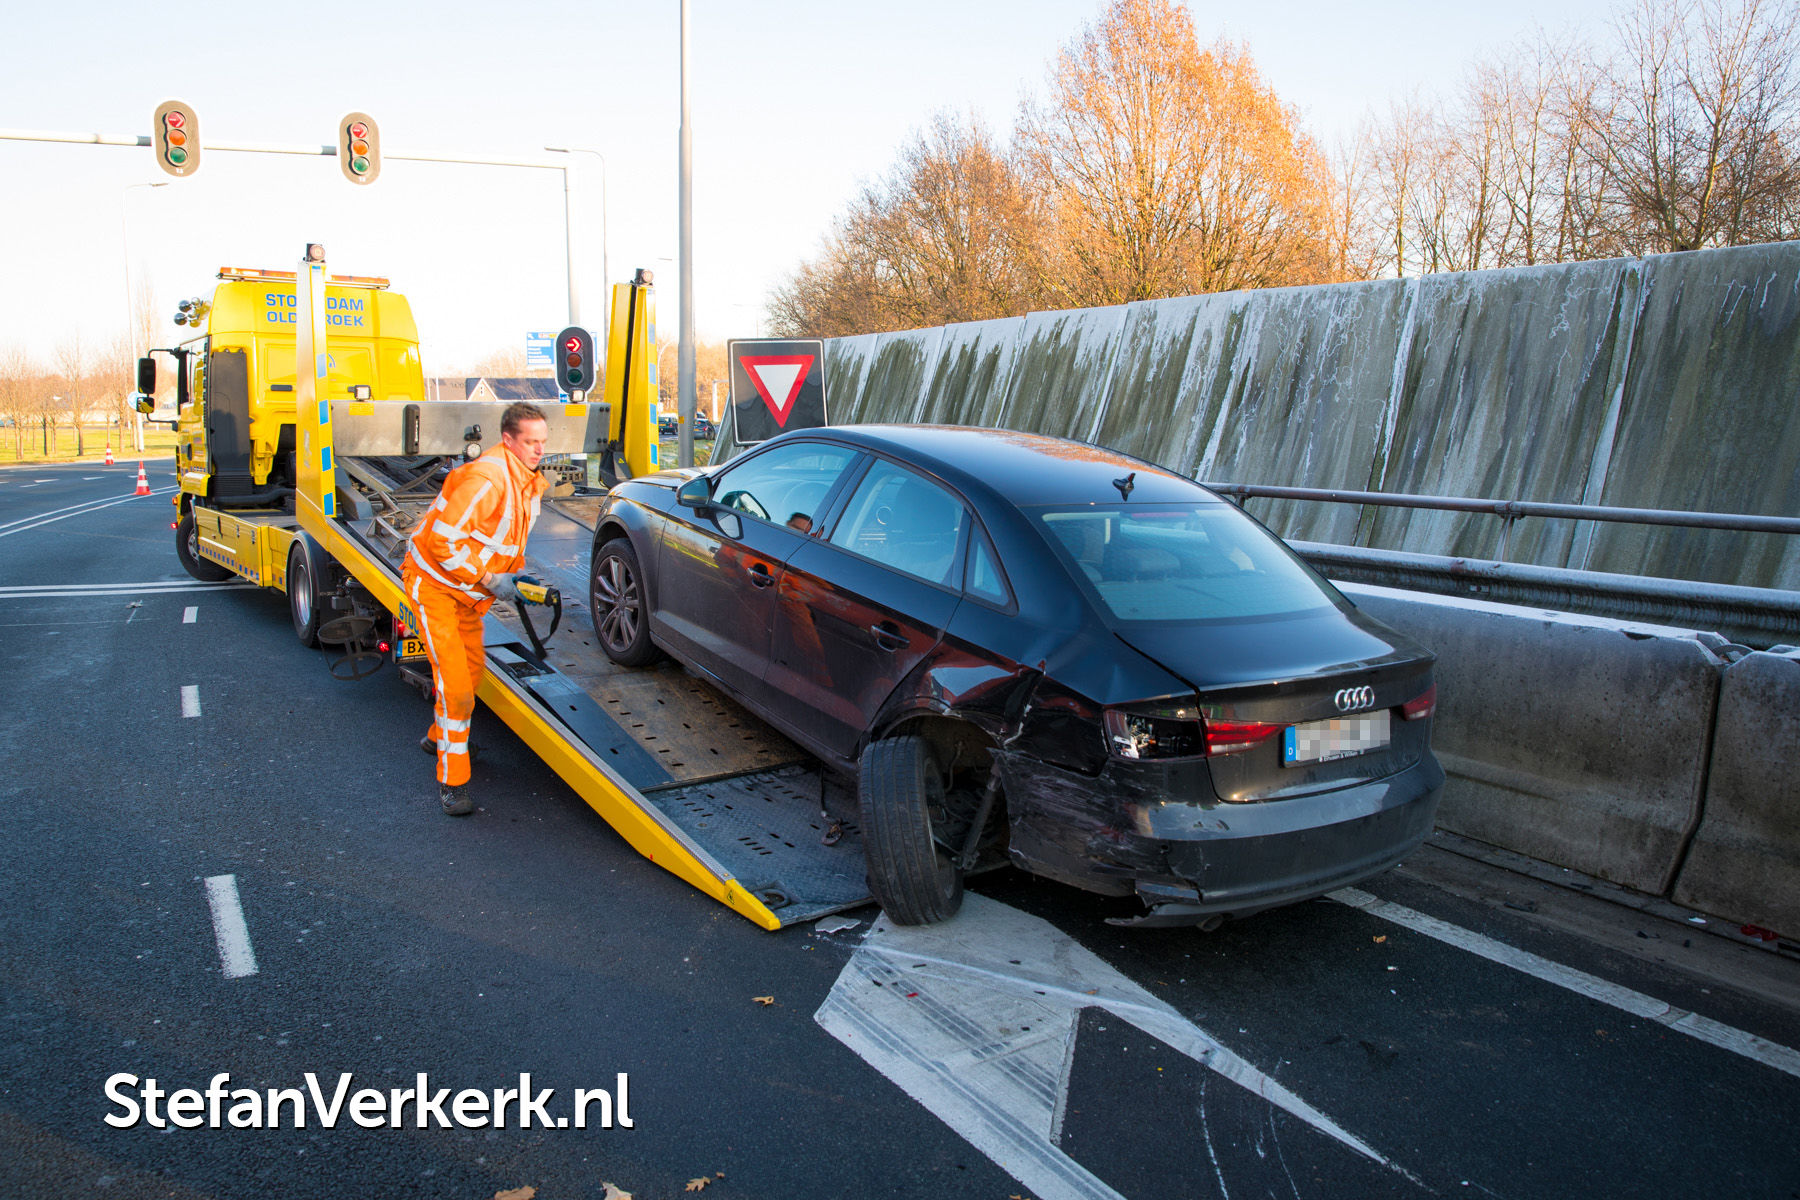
[816,894,1415,1200]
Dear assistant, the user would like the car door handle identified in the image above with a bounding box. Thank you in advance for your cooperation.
[748,563,776,588]
[869,623,907,651]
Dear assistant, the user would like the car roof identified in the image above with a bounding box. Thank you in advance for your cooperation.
[793,424,1220,509]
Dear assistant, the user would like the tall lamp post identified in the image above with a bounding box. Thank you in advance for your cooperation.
[544,146,609,353]
[121,181,167,454]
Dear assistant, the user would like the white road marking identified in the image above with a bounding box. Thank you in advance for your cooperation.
[81,476,103,480]
[1332,888,1800,1080]
[203,875,259,979]
[181,685,200,718]
[817,895,1415,1200]
[0,485,178,538]
[0,580,249,600]
[183,606,197,623]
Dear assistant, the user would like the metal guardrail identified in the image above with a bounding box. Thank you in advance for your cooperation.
[1205,483,1800,649]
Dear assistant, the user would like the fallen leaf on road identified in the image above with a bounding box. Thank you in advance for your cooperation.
[752,995,774,1006]
[1372,935,1387,943]
[494,1188,536,1200]
[600,1184,633,1200]
[685,1179,711,1192]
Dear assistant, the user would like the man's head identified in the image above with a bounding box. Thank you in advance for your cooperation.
[500,402,550,471]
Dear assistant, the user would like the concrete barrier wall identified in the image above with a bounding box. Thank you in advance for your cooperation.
[1341,583,1726,897]
[810,241,1800,590]
[1672,649,1800,936]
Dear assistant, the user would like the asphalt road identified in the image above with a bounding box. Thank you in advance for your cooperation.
[2,459,1796,1200]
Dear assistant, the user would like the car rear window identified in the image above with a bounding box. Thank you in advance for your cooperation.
[1032,502,1339,622]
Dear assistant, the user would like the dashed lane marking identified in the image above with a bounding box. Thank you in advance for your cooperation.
[181,685,200,719]
[203,875,258,979]
[183,606,197,623]
[1332,888,1800,1080]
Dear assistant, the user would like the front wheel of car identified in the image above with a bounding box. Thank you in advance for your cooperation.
[860,735,964,925]
[591,536,662,667]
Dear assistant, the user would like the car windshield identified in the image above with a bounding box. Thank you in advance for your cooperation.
[1030,502,1341,623]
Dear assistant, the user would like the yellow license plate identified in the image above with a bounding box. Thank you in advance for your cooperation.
[399,637,427,660]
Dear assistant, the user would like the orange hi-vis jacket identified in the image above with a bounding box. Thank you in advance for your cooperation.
[405,444,548,611]
[403,444,547,789]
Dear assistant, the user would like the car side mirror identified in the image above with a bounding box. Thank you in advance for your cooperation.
[137,356,157,395]
[676,477,713,510]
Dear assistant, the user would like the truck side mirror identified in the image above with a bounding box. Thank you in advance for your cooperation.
[137,356,157,395]
[132,392,155,415]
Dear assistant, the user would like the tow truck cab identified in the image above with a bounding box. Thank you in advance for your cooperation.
[145,266,423,510]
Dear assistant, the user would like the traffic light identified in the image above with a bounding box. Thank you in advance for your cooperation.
[555,326,596,395]
[339,112,380,185]
[152,101,200,178]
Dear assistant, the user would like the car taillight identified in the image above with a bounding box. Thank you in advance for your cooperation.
[1104,707,1283,759]
[1400,683,1437,721]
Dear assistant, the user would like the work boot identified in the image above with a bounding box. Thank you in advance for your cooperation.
[439,784,474,817]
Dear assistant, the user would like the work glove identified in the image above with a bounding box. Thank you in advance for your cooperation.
[485,572,521,602]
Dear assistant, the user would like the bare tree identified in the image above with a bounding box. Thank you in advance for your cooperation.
[1580,0,1800,251]
[0,345,36,460]
[54,330,90,458]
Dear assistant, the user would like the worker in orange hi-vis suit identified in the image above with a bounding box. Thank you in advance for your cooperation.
[401,402,550,816]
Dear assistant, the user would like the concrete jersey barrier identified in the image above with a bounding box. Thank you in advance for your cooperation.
[1340,582,1726,897]
[1672,648,1800,936]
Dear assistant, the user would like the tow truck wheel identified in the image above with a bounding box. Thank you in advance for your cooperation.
[860,735,964,925]
[591,536,661,667]
[175,511,234,583]
[287,538,325,648]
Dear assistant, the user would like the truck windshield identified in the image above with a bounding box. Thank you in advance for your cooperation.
[1031,502,1341,623]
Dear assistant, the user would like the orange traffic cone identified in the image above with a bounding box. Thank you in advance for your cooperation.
[104,446,114,466]
[135,463,150,496]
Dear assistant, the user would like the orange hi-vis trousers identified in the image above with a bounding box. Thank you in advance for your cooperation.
[405,568,484,787]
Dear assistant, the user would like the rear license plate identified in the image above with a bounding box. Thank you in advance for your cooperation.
[1283,710,1391,766]
[398,637,427,660]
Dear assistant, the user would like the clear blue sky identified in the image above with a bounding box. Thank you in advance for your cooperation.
[0,0,1619,375]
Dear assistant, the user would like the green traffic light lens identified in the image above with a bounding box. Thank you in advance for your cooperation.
[351,156,370,174]
[567,369,584,385]
[167,147,187,165]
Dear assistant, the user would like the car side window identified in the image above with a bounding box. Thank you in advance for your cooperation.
[713,442,856,531]
[965,528,1012,606]
[828,459,968,586]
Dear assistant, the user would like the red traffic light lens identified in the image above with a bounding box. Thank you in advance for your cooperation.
[349,122,368,139]
[564,336,582,352]
[165,110,186,129]
[566,352,583,368]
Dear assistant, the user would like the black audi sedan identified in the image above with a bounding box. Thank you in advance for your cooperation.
[587,425,1443,927]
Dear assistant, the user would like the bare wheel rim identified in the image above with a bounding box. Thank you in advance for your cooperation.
[594,553,640,653]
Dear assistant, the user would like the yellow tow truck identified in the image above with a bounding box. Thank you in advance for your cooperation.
[139,247,871,930]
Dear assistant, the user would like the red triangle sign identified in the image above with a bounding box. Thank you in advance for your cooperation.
[739,354,814,427]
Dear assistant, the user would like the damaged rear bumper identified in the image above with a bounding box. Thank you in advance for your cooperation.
[1000,752,1446,925]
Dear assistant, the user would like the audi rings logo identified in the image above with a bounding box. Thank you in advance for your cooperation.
[1334,686,1376,713]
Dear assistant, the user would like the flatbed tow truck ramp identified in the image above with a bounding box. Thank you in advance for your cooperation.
[159,251,872,930]
[325,453,873,929]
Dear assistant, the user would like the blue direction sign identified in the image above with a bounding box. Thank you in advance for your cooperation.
[525,331,555,371]
[728,338,827,444]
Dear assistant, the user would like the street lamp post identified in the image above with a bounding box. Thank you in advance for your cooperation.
[121,180,167,454]
[544,146,609,353]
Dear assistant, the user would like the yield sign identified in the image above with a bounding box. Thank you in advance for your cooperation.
[728,338,828,444]
[740,354,813,426]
